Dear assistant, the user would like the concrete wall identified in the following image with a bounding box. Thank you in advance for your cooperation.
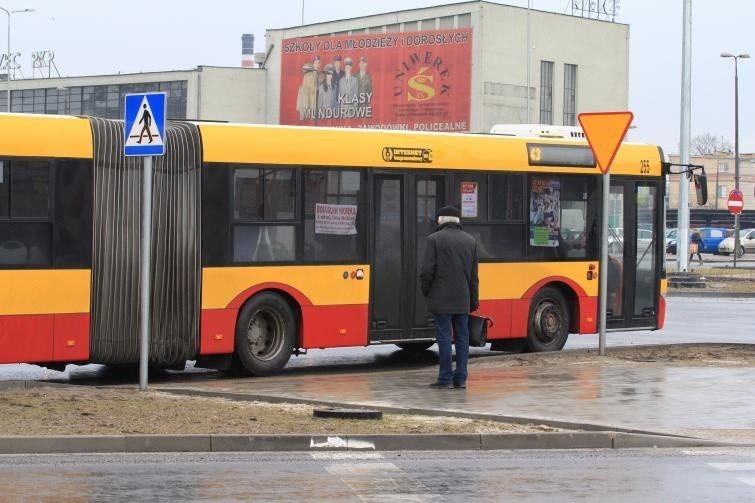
[196,66,267,123]
[478,4,628,132]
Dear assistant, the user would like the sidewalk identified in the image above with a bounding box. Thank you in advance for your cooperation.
[156,348,755,445]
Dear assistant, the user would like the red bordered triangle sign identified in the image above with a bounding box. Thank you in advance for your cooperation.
[578,111,634,174]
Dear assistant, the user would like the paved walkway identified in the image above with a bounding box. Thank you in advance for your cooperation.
[157,350,755,444]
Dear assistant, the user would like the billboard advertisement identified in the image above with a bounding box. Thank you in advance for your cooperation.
[279,28,472,132]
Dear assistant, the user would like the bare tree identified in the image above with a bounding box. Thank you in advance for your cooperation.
[691,133,732,155]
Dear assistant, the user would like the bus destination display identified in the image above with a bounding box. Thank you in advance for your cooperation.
[526,143,595,168]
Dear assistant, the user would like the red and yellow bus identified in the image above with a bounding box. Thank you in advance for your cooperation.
[0,114,667,375]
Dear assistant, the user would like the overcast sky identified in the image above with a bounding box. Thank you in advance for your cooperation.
[3,0,753,154]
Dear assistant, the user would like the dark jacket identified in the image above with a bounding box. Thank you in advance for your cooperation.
[419,222,479,314]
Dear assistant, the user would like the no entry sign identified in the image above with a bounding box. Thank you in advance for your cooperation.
[728,189,744,215]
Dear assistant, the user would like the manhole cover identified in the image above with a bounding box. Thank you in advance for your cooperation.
[313,408,383,420]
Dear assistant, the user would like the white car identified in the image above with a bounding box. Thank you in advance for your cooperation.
[718,228,755,257]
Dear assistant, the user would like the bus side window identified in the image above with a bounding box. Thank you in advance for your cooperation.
[231,166,297,264]
[304,169,364,264]
[462,173,526,261]
[0,159,52,267]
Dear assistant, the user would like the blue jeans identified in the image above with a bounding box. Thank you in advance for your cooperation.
[433,313,469,385]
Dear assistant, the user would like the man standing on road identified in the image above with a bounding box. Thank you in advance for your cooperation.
[420,205,479,389]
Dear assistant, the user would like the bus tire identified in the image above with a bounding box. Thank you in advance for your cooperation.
[526,287,569,352]
[234,292,296,376]
[396,341,434,352]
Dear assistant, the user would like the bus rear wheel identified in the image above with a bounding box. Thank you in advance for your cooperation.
[526,287,569,352]
[234,293,296,376]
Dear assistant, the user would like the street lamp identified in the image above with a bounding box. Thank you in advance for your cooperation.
[720,52,750,267]
[0,6,34,113]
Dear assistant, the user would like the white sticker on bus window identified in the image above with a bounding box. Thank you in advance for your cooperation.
[315,203,358,235]
[529,178,561,247]
[461,182,478,218]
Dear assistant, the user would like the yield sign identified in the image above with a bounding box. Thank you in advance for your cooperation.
[578,111,634,174]
[728,189,744,215]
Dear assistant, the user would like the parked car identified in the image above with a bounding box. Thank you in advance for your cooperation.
[666,229,691,255]
[608,227,654,254]
[697,227,731,254]
[665,228,678,254]
[718,228,755,257]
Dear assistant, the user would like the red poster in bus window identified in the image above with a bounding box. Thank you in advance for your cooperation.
[529,178,561,247]
[279,29,472,132]
[461,181,478,218]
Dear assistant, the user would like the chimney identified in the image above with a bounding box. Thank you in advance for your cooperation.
[241,34,255,68]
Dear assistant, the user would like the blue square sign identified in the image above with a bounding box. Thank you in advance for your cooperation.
[124,92,166,156]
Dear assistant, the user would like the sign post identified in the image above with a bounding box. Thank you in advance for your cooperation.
[578,111,634,356]
[728,189,744,267]
[124,92,166,391]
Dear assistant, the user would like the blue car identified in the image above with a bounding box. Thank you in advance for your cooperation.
[696,227,731,254]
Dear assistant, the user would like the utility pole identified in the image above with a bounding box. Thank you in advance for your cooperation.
[676,0,692,272]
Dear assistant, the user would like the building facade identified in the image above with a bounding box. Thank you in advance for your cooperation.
[264,1,628,132]
[1,66,266,123]
[667,152,755,212]
[1,2,628,131]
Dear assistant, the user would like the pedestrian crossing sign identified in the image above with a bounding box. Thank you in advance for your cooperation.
[124,92,166,156]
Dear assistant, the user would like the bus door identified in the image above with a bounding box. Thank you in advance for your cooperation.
[606,178,662,330]
[370,173,444,343]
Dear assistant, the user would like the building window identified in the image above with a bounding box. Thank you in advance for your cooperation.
[439,16,455,30]
[539,61,554,125]
[420,18,437,30]
[8,81,188,119]
[563,63,578,126]
[718,163,729,173]
[718,185,728,198]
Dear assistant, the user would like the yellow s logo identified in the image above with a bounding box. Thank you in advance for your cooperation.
[407,67,435,102]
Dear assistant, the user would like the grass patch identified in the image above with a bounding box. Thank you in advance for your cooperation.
[0,387,562,436]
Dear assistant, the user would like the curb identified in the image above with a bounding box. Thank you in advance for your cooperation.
[666,291,755,298]
[0,432,729,455]
[158,387,689,439]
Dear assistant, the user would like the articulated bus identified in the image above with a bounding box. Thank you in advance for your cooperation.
[0,114,667,376]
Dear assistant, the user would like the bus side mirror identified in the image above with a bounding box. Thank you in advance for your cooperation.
[693,172,708,206]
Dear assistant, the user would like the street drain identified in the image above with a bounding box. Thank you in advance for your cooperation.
[313,408,383,420]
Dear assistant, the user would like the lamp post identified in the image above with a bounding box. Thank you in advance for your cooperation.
[721,52,750,268]
[0,6,34,113]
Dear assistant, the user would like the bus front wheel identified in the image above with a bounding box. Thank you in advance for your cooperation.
[526,287,569,352]
[234,293,296,376]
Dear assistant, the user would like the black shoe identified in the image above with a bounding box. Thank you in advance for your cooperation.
[429,380,453,389]
[453,382,467,389]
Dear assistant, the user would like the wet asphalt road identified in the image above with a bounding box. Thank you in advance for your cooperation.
[1,448,755,502]
[0,296,750,383]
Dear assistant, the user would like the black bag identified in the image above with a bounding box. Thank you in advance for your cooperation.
[468,314,493,347]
